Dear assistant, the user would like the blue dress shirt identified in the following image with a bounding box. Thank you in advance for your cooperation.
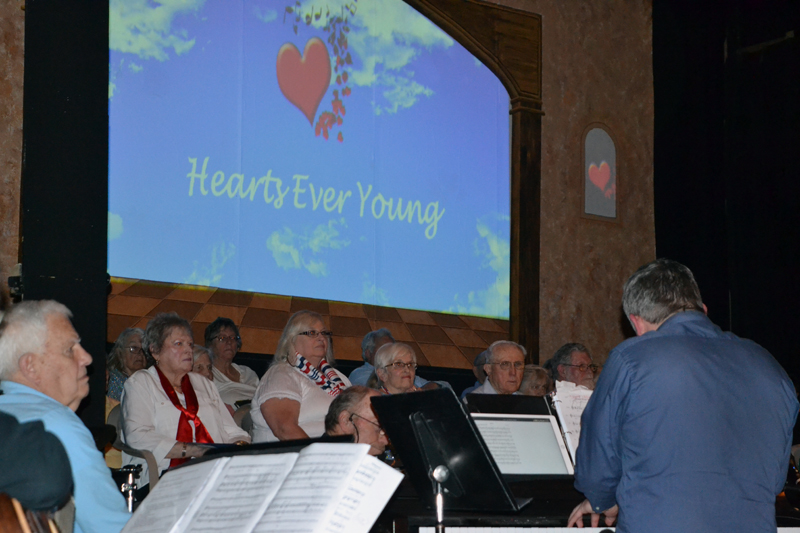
[0,382,130,533]
[575,312,798,533]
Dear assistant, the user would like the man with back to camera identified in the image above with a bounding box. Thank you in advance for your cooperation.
[0,301,130,533]
[325,385,389,456]
[548,342,597,389]
[568,259,798,532]
[471,340,526,395]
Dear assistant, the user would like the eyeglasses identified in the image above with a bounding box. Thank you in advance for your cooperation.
[216,334,241,344]
[488,361,524,371]
[349,412,385,435]
[563,363,599,373]
[385,361,417,371]
[297,330,332,338]
[127,346,144,355]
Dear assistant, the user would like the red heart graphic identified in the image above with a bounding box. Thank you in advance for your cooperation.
[588,162,611,191]
[276,38,331,124]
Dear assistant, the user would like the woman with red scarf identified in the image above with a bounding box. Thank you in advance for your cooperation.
[121,313,249,484]
[250,310,350,442]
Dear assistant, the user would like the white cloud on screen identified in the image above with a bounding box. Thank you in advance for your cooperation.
[108,212,124,241]
[109,0,204,61]
[362,273,390,306]
[266,218,350,277]
[449,218,510,318]
[254,6,278,23]
[298,0,453,114]
[184,242,236,286]
[128,63,144,73]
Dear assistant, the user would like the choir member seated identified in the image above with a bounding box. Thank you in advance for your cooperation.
[519,364,554,396]
[460,349,488,398]
[121,313,249,485]
[471,340,526,395]
[250,310,350,442]
[370,342,425,395]
[548,342,597,389]
[106,327,146,401]
[204,317,259,407]
[325,386,389,456]
[352,329,444,390]
[191,345,214,381]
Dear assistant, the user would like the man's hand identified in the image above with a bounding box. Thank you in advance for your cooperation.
[567,499,618,528]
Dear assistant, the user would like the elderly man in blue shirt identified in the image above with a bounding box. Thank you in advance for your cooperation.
[568,259,798,532]
[0,300,130,533]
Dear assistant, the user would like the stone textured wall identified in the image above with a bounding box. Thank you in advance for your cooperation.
[0,0,24,295]
[495,0,656,364]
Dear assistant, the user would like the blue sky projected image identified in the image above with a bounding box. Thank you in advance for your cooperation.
[108,0,511,318]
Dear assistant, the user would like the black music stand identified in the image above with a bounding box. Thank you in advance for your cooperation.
[464,393,552,416]
[371,388,532,513]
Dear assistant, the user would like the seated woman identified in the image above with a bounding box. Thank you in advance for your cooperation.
[371,342,422,395]
[106,327,146,401]
[193,345,235,417]
[121,313,250,483]
[250,310,350,442]
[205,317,259,408]
[519,364,554,396]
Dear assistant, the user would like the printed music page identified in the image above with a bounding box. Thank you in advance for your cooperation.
[122,458,226,533]
[323,453,403,533]
[252,442,402,533]
[180,453,299,533]
[552,380,594,462]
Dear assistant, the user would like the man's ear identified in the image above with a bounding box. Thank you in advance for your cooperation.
[482,363,492,378]
[17,352,39,382]
[702,303,708,315]
[337,410,352,430]
[556,364,565,380]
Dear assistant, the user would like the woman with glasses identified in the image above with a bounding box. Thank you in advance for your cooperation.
[204,317,259,408]
[371,342,421,395]
[250,310,350,442]
[121,313,250,485]
[107,327,147,401]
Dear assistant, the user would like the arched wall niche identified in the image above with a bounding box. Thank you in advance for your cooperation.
[403,0,543,356]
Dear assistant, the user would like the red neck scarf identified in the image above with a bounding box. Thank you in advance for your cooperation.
[155,366,214,467]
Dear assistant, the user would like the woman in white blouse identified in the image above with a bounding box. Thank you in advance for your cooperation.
[204,317,259,408]
[250,310,350,442]
[121,313,249,484]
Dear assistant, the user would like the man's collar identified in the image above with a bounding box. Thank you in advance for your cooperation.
[0,380,63,405]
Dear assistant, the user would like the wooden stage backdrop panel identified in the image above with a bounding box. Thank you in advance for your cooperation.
[107,278,511,370]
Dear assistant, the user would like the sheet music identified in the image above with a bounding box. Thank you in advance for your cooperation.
[324,455,404,533]
[122,459,225,533]
[252,443,370,533]
[551,380,593,463]
[181,454,299,533]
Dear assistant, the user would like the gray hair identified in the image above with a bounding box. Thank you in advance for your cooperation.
[192,345,212,363]
[324,385,374,434]
[0,300,72,380]
[520,364,554,395]
[142,313,193,358]
[622,258,704,326]
[372,342,416,389]
[548,343,590,381]
[204,317,242,354]
[485,340,527,364]
[272,310,334,366]
[361,328,394,363]
[107,327,144,373]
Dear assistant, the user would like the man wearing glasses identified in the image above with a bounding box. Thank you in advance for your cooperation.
[568,259,798,532]
[325,385,389,456]
[548,343,597,390]
[472,340,527,395]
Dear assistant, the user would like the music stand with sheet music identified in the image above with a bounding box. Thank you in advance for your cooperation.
[371,388,532,513]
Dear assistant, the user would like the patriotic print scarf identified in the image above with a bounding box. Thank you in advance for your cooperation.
[292,352,346,397]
